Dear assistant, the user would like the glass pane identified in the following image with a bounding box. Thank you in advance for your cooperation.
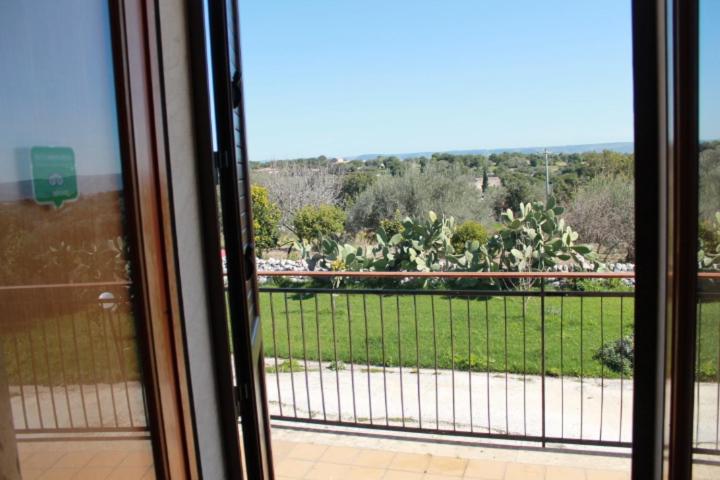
[694,0,720,477]
[0,2,156,478]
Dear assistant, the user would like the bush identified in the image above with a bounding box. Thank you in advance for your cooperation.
[347,163,492,232]
[251,185,281,255]
[593,335,634,375]
[565,175,634,261]
[292,204,346,243]
[451,220,488,253]
[379,210,404,238]
[339,172,376,207]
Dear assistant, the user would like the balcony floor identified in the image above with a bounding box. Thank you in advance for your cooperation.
[270,423,632,480]
[13,425,720,479]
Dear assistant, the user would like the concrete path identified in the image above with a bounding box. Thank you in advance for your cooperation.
[265,358,720,449]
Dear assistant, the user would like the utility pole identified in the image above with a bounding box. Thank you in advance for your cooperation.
[544,148,551,203]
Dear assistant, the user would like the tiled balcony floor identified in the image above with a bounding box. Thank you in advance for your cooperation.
[16,437,155,480]
[271,425,633,480]
[13,426,720,479]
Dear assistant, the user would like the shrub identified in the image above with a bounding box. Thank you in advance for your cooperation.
[593,335,634,375]
[339,172,376,207]
[379,210,404,238]
[346,163,492,232]
[292,204,346,243]
[451,220,488,253]
[251,185,281,255]
[565,175,635,261]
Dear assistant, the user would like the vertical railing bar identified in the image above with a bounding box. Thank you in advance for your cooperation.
[25,316,45,429]
[694,301,701,446]
[522,293,527,437]
[540,281,546,447]
[467,297,473,433]
[347,294,357,423]
[106,303,136,427]
[380,295,389,426]
[560,295,565,440]
[314,295,327,421]
[54,312,74,429]
[12,333,30,429]
[503,296,509,435]
[363,294,373,425]
[269,293,283,417]
[599,296,605,441]
[330,294,342,421]
[715,300,720,450]
[283,293,297,418]
[299,295,312,419]
[100,308,120,428]
[485,299,491,434]
[580,296,584,439]
[86,312,104,427]
[619,296,624,442]
[450,298,456,431]
[70,312,89,427]
[414,295,422,429]
[396,296,405,427]
[432,295,439,430]
[39,308,59,428]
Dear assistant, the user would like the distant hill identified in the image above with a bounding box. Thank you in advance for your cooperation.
[345,142,634,161]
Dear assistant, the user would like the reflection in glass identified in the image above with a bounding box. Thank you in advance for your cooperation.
[0,1,155,478]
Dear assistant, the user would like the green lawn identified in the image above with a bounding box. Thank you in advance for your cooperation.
[1,307,143,386]
[260,290,720,380]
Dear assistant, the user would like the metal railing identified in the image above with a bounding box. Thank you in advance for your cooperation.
[1,283,149,437]
[257,270,720,452]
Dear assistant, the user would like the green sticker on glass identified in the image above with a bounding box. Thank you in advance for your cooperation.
[31,146,78,208]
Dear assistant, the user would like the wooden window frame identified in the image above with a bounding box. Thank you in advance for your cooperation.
[109,1,198,478]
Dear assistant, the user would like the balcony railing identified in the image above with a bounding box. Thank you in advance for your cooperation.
[1,283,149,437]
[258,270,720,453]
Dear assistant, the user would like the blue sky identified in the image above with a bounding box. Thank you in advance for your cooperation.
[239,0,636,161]
[701,0,720,144]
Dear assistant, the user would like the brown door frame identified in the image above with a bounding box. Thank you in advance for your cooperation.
[630,0,700,478]
[109,1,198,478]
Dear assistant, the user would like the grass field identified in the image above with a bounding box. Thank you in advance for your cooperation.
[260,290,720,380]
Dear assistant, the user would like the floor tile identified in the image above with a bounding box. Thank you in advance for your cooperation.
[503,463,545,480]
[105,466,149,480]
[119,450,153,468]
[585,470,629,480]
[54,451,95,469]
[38,468,79,480]
[288,442,328,462]
[275,458,315,478]
[464,459,508,479]
[20,468,45,480]
[319,445,362,464]
[383,471,424,480]
[24,451,65,469]
[72,466,114,480]
[545,465,587,480]
[426,456,467,477]
[352,449,396,468]
[389,452,432,473]
[303,461,349,479]
[86,450,129,468]
[346,465,386,480]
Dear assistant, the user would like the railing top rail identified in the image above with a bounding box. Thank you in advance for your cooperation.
[258,270,634,279]
[257,270,720,279]
[0,281,131,292]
